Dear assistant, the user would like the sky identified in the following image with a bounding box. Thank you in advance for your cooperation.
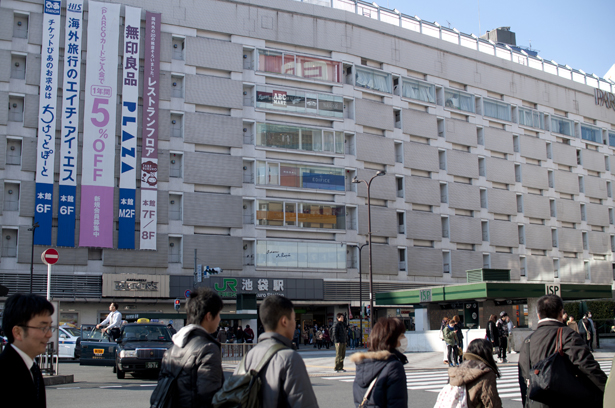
[380,0,614,79]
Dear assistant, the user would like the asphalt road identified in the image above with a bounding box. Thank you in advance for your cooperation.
[45,358,565,408]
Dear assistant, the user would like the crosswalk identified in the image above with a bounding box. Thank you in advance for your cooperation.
[322,360,612,402]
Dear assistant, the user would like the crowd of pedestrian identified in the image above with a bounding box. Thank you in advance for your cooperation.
[2,291,613,408]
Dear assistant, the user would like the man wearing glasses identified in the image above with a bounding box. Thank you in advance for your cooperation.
[0,293,55,408]
[96,302,122,341]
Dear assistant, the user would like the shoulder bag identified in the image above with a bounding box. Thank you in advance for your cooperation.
[359,375,379,408]
[150,346,194,408]
[526,327,602,407]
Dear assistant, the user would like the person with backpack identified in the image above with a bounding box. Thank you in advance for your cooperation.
[350,317,408,408]
[438,338,502,408]
[223,295,319,408]
[151,287,224,408]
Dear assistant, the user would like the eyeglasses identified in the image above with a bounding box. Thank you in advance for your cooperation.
[20,326,56,334]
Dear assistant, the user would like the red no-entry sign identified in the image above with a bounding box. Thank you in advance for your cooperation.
[41,248,59,265]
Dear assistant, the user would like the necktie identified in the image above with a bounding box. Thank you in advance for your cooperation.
[31,362,42,402]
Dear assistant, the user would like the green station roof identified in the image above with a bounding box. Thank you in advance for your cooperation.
[375,282,613,306]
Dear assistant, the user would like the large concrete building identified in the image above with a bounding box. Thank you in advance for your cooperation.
[0,0,614,330]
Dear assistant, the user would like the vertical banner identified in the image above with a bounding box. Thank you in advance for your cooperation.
[79,1,121,248]
[57,0,84,247]
[139,12,161,250]
[33,0,62,245]
[117,6,141,249]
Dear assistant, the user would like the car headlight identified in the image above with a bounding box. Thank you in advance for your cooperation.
[120,350,137,358]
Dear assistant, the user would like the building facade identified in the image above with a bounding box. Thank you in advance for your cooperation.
[0,0,614,328]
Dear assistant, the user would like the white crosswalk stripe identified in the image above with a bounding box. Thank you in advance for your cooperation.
[321,360,611,402]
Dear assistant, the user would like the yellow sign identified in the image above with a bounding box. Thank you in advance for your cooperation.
[93,349,104,356]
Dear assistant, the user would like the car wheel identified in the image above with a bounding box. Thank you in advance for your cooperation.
[116,366,125,379]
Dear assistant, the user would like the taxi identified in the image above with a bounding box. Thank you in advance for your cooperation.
[80,322,173,379]
[58,326,81,359]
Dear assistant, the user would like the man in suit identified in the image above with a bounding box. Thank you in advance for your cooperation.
[0,293,54,408]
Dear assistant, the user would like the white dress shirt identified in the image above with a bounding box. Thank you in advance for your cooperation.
[100,310,122,329]
[11,344,34,381]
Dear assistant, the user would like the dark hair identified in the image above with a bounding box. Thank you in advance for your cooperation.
[111,302,119,309]
[489,314,497,322]
[451,315,460,323]
[186,287,224,325]
[537,294,563,319]
[336,313,344,319]
[369,317,405,352]
[466,339,500,378]
[259,295,294,331]
[2,293,54,344]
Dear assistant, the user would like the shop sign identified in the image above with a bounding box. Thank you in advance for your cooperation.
[211,277,286,299]
[545,284,561,296]
[419,289,432,303]
[595,88,615,111]
[102,273,169,298]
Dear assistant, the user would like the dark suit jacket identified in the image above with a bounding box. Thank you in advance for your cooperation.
[0,345,46,408]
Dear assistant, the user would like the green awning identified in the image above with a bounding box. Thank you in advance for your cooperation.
[375,282,612,306]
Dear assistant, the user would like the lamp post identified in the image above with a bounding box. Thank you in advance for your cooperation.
[28,221,39,294]
[357,242,368,347]
[352,170,386,332]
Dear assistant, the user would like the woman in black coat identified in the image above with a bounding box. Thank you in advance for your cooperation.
[351,317,408,408]
[486,314,499,351]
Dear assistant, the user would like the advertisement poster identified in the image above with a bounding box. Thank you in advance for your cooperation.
[117,6,142,249]
[139,12,161,250]
[79,1,121,247]
[57,0,84,247]
[33,0,62,245]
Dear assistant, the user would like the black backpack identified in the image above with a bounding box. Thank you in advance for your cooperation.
[150,347,193,408]
[212,343,287,408]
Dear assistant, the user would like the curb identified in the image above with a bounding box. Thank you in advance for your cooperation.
[44,374,74,386]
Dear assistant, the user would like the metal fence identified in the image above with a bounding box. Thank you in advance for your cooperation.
[220,343,256,364]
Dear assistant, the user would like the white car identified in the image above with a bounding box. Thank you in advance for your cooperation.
[58,326,81,359]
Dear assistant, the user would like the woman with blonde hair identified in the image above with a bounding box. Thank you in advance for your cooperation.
[351,317,408,408]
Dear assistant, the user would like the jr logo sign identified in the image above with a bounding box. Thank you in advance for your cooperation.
[214,278,238,298]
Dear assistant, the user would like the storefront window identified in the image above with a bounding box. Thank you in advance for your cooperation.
[444,88,475,113]
[401,77,435,103]
[518,107,544,129]
[257,161,345,191]
[355,66,392,93]
[256,86,343,118]
[257,49,342,83]
[256,240,346,269]
[256,200,346,229]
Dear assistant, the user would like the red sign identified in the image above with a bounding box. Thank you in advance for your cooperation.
[41,248,59,265]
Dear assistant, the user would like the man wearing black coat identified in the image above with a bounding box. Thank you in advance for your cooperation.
[518,294,607,408]
[0,293,55,408]
[332,313,348,372]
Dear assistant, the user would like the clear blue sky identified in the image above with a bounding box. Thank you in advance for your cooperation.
[382,0,614,79]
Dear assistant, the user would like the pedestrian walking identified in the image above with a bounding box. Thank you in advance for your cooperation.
[452,315,464,364]
[486,314,499,353]
[308,325,315,347]
[443,319,459,367]
[446,338,502,408]
[0,293,54,408]
[567,315,579,333]
[588,311,599,349]
[293,324,301,348]
[440,317,450,365]
[315,327,324,349]
[495,312,509,363]
[506,316,516,354]
[350,317,408,408]
[323,327,331,349]
[519,294,607,408]
[348,326,356,350]
[332,313,348,372]
[302,326,309,346]
[153,287,224,408]
[580,314,594,352]
[244,324,255,343]
[235,325,245,343]
[232,295,319,408]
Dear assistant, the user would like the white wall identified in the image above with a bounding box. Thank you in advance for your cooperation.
[401,328,533,352]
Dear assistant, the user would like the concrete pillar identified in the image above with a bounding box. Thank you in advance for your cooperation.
[414,308,430,331]
[527,298,540,330]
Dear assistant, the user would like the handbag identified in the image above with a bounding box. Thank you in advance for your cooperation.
[526,327,602,407]
[433,384,469,408]
[359,375,379,408]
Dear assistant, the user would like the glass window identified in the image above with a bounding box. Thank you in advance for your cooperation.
[355,66,392,93]
[256,123,300,150]
[257,162,345,191]
[581,124,602,143]
[256,201,284,226]
[285,203,296,226]
[298,203,345,229]
[518,107,544,129]
[401,77,435,103]
[256,86,343,118]
[256,240,346,269]
[551,116,575,137]
[483,99,511,121]
[444,88,475,113]
[257,49,342,83]
[609,132,615,147]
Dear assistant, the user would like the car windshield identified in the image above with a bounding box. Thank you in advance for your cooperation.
[62,327,81,337]
[121,325,172,342]
[81,326,108,341]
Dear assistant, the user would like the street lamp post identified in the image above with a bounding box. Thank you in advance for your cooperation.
[28,222,39,294]
[357,242,368,347]
[352,170,386,332]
